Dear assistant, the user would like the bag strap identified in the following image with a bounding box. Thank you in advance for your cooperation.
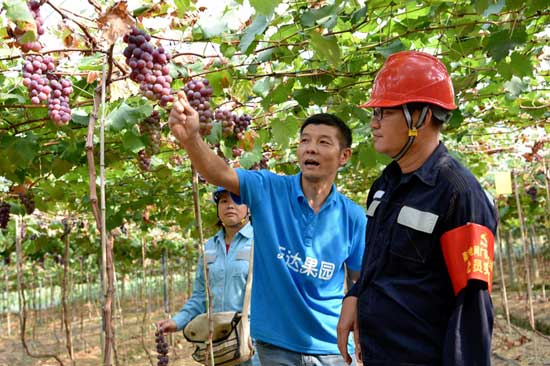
[241,240,254,324]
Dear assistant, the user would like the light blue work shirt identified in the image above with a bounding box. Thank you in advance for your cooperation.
[172,222,254,331]
[234,169,367,354]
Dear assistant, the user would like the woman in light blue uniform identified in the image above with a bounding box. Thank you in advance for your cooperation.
[157,187,259,365]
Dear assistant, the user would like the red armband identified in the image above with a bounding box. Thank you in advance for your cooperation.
[440,223,494,295]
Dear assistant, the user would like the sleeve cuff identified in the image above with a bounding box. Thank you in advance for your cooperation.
[344,283,359,299]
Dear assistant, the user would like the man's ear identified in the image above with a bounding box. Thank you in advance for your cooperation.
[339,147,352,166]
[418,108,434,130]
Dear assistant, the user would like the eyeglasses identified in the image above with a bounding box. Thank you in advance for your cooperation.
[372,107,401,121]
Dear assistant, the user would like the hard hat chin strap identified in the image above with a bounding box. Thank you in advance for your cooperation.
[392,104,429,161]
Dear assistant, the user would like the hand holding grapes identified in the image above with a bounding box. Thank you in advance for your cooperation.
[156,319,177,333]
[169,90,200,146]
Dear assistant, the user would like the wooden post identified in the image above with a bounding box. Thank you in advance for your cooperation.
[62,218,75,363]
[191,166,215,365]
[504,230,516,288]
[495,218,511,332]
[528,225,540,281]
[4,267,10,337]
[542,158,550,245]
[513,170,536,330]
[140,238,154,366]
[162,248,169,315]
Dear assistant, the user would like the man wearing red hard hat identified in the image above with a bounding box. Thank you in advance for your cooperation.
[337,51,497,366]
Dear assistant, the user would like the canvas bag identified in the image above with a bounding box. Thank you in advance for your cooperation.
[183,242,254,365]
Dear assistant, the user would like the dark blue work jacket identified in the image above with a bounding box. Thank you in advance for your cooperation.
[349,143,497,366]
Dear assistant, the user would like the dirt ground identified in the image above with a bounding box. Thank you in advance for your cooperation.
[0,290,549,366]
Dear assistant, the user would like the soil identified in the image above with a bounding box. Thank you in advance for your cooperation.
[0,290,548,365]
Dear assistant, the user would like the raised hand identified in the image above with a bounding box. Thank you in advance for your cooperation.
[168,90,200,146]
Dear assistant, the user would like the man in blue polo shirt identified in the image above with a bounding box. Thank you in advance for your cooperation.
[169,91,366,365]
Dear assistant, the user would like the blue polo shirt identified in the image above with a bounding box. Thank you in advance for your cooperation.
[235,169,367,354]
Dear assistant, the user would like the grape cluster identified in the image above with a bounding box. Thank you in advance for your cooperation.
[123,27,173,106]
[215,109,237,137]
[53,254,65,266]
[232,146,243,158]
[0,202,10,230]
[48,78,73,126]
[22,55,55,104]
[21,55,73,126]
[250,155,269,170]
[139,109,161,155]
[169,154,184,167]
[137,149,151,172]
[155,329,169,366]
[525,186,537,202]
[183,79,213,136]
[18,192,35,215]
[234,114,251,140]
[14,1,44,52]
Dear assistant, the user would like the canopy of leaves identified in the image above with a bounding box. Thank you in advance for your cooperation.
[0,0,548,271]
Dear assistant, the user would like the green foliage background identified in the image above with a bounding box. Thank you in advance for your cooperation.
[0,0,548,280]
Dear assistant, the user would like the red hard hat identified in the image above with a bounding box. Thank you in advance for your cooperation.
[361,51,457,110]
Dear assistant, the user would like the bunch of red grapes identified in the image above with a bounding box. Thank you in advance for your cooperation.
[22,55,54,104]
[137,149,151,172]
[139,109,161,155]
[215,109,236,137]
[232,146,243,158]
[47,77,73,126]
[0,202,10,230]
[183,79,213,136]
[18,192,35,215]
[250,155,269,170]
[525,186,537,203]
[14,0,44,52]
[22,55,72,126]
[234,114,251,140]
[123,27,173,106]
[155,329,169,366]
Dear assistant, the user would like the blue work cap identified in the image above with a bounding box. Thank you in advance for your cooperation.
[212,187,228,204]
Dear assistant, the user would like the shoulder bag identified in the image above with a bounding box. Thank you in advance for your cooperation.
[183,242,254,365]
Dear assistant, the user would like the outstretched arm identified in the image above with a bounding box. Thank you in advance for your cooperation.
[168,90,239,195]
